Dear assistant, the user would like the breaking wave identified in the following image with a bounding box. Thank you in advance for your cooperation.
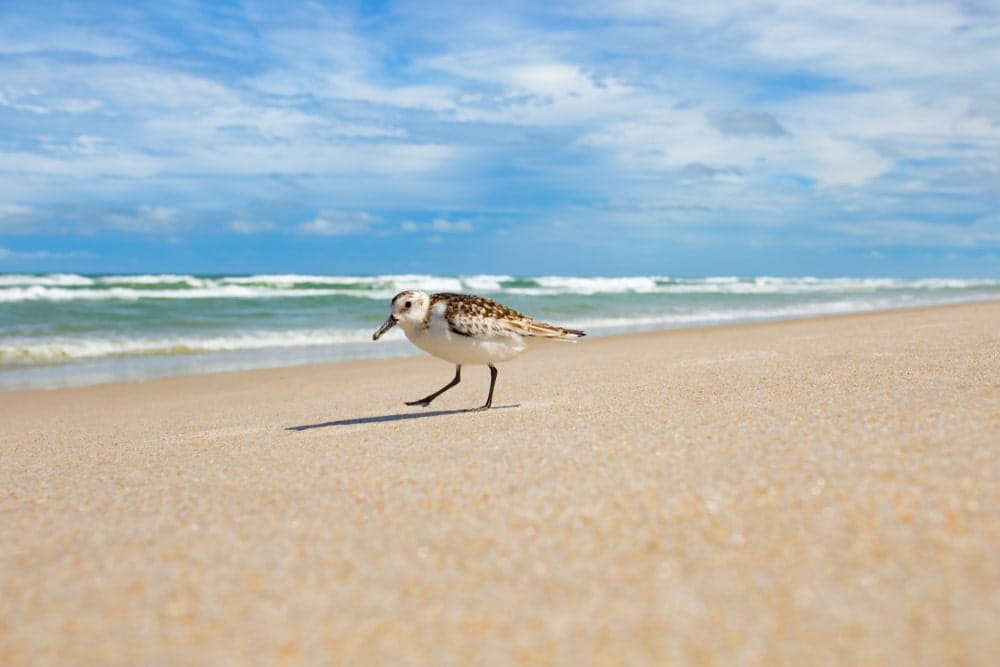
[0,329,374,364]
[1,273,997,302]
[2,272,997,389]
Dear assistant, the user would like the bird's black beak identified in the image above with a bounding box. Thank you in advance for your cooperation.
[372,315,398,341]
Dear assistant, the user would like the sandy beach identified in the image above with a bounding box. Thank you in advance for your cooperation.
[2,301,998,665]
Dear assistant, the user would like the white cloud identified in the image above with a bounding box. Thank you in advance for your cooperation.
[709,110,787,138]
[0,247,87,261]
[0,203,34,221]
[91,63,241,111]
[69,135,107,155]
[401,217,475,233]
[106,205,186,234]
[507,63,594,98]
[427,50,641,126]
[831,218,1000,248]
[576,84,992,188]
[0,0,997,263]
[248,17,459,113]
[299,211,382,236]
[799,136,894,188]
[554,0,1000,193]
[0,21,136,59]
[321,75,458,112]
[0,148,162,179]
[228,220,277,234]
[572,1,1000,85]
[0,90,102,115]
[0,202,79,235]
[577,109,793,182]
[743,1,998,85]
[429,217,474,232]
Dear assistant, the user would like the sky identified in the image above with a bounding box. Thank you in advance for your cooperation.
[0,0,998,277]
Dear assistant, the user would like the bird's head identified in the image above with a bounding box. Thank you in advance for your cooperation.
[372,290,431,340]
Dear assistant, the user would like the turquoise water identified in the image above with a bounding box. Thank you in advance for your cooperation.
[2,273,998,391]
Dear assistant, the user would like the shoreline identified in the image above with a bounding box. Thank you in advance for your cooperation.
[3,300,999,664]
[3,297,998,394]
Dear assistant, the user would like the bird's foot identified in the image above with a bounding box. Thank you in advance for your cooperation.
[405,398,434,408]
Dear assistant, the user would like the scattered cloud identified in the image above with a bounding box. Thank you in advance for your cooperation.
[0,202,61,235]
[831,218,1000,248]
[106,205,187,234]
[299,211,382,236]
[430,217,474,232]
[0,90,103,115]
[0,1,997,274]
[0,203,35,222]
[0,247,88,261]
[709,110,787,138]
[403,217,476,233]
[228,220,278,234]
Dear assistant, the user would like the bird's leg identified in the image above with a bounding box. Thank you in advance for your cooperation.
[468,364,498,412]
[406,365,462,407]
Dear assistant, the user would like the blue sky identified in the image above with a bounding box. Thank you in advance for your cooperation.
[0,0,998,277]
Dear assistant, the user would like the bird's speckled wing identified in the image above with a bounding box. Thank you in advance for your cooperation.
[434,293,585,340]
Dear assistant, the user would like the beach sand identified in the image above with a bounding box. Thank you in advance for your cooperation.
[2,301,999,665]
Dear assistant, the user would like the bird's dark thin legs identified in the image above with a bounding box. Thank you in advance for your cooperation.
[406,364,499,411]
[468,364,499,412]
[406,365,462,407]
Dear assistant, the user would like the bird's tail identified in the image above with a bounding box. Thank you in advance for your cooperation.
[519,321,586,341]
[556,327,586,340]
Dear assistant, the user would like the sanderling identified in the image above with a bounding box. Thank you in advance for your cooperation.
[372,291,586,411]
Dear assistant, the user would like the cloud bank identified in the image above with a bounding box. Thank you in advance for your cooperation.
[0,1,997,275]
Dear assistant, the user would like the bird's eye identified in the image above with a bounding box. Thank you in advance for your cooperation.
[404,300,412,308]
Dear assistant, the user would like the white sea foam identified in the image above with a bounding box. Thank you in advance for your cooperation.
[505,275,1000,296]
[534,275,663,294]
[220,274,389,287]
[0,284,401,302]
[0,329,375,363]
[0,273,96,287]
[8,294,985,366]
[1,272,997,391]
[1,273,997,302]
[96,274,207,286]
[561,298,908,332]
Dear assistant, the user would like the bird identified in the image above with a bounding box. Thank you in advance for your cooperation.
[372,291,586,411]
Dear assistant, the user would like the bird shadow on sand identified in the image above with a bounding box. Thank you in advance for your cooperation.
[286,404,520,432]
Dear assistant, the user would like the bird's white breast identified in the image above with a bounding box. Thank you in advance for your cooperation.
[402,302,527,365]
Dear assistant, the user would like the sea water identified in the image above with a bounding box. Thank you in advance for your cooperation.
[1,273,997,391]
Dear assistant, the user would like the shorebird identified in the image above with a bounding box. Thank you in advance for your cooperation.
[372,291,586,411]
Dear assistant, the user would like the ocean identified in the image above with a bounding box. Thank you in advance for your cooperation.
[1,273,997,391]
